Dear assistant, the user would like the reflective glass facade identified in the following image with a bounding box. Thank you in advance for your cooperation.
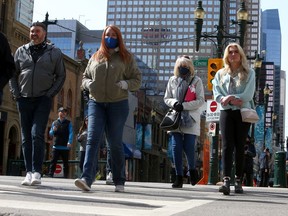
[15,0,34,27]
[261,9,284,143]
[107,0,260,95]
[47,20,102,60]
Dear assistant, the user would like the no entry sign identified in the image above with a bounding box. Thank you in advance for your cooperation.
[54,164,64,177]
[210,101,218,112]
[206,100,220,122]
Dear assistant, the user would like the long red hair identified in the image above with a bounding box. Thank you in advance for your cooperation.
[93,25,131,63]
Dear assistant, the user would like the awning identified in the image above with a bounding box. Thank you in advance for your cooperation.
[123,143,141,159]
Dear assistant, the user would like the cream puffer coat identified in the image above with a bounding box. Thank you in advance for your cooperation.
[164,75,205,136]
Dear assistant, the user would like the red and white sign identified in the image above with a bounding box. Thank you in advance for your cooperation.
[209,123,216,136]
[206,100,220,122]
[210,101,218,112]
[54,164,64,177]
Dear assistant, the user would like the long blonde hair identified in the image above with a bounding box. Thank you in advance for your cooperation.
[221,43,249,86]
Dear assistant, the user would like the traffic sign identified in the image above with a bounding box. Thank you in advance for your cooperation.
[193,59,208,67]
[55,164,62,174]
[206,100,220,122]
[209,123,216,136]
[210,101,218,112]
[54,164,64,177]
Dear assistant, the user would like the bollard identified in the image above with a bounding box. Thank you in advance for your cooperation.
[273,151,287,188]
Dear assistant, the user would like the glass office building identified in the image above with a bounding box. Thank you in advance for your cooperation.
[15,0,34,27]
[47,20,102,60]
[106,0,260,95]
[261,9,284,145]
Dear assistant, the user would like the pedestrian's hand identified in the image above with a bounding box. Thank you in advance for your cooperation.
[67,143,72,149]
[116,80,128,90]
[173,102,183,112]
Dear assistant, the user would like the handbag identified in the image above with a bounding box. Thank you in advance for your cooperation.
[184,84,196,102]
[160,109,181,131]
[240,108,259,123]
[160,77,194,131]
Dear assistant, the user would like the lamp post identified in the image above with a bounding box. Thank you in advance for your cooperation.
[194,0,252,185]
[263,84,272,148]
[249,52,264,146]
[42,13,57,41]
[194,0,253,58]
[136,86,153,182]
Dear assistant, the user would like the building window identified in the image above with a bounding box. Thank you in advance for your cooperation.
[57,89,64,111]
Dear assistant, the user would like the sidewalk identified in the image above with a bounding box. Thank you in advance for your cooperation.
[0,176,288,216]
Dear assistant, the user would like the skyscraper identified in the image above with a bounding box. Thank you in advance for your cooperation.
[261,9,284,146]
[106,0,260,96]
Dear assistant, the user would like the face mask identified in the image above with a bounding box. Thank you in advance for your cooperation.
[178,66,190,76]
[105,37,118,49]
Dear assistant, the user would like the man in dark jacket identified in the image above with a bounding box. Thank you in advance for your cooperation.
[0,32,15,105]
[48,107,73,178]
[9,22,66,186]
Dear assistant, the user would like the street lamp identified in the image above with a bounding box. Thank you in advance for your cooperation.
[194,0,253,58]
[194,0,253,185]
[254,53,263,94]
[248,51,264,148]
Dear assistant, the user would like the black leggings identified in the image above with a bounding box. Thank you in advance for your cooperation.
[220,109,251,179]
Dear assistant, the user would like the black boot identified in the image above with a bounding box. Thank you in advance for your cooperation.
[189,169,199,186]
[172,175,183,188]
[234,177,244,193]
[170,167,176,183]
[219,177,230,195]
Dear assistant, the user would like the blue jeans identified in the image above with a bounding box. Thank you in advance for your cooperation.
[171,132,196,176]
[81,99,129,186]
[17,96,52,173]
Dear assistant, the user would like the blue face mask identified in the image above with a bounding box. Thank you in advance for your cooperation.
[105,37,118,49]
[178,66,190,76]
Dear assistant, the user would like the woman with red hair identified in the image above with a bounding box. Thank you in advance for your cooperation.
[74,25,141,192]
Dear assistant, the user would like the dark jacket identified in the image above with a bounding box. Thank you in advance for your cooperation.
[82,49,141,102]
[0,32,15,90]
[49,118,73,150]
[9,42,66,99]
[243,143,256,174]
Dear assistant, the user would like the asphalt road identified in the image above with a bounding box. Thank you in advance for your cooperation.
[0,176,288,216]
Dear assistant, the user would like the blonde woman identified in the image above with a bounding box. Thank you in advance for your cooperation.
[164,55,205,188]
[212,43,255,195]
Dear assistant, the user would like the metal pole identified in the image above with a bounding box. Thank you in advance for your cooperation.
[141,89,147,182]
[216,0,224,58]
[208,125,219,184]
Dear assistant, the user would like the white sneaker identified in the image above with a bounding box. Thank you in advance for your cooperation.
[31,172,41,185]
[115,185,124,192]
[21,172,32,186]
[74,178,91,191]
[106,172,113,185]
